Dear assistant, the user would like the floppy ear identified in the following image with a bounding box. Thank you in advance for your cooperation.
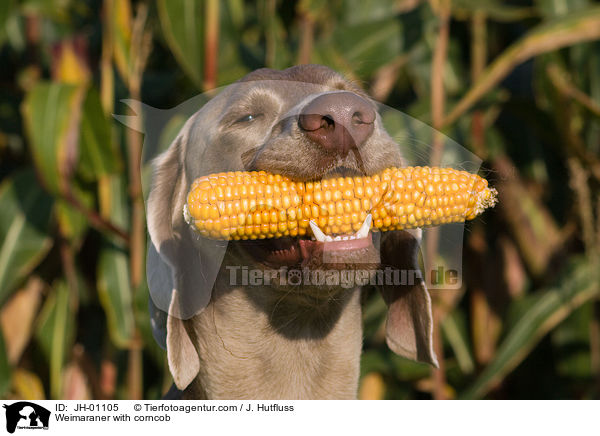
[378,229,438,367]
[146,130,201,389]
[146,118,227,389]
[165,291,200,389]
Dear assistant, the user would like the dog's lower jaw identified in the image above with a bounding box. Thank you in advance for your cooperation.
[179,283,363,400]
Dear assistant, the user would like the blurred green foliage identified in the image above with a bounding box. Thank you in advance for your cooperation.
[0,0,600,400]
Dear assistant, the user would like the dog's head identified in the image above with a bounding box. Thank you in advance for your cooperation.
[147,65,437,390]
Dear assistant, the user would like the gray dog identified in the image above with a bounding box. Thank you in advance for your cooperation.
[147,65,437,399]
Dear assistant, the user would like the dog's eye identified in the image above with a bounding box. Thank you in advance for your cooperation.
[235,114,262,124]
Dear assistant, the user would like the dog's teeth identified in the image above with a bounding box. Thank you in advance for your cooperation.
[183,204,193,225]
[334,236,342,241]
[309,220,327,242]
[342,236,349,240]
[349,235,356,240]
[356,213,372,239]
[325,235,333,242]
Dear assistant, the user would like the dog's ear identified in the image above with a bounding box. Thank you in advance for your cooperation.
[146,118,227,389]
[165,291,200,389]
[146,130,202,389]
[378,229,438,367]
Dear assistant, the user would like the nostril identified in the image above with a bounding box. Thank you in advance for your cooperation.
[322,115,334,128]
[352,107,375,125]
[299,113,336,132]
[352,111,365,125]
[299,113,323,131]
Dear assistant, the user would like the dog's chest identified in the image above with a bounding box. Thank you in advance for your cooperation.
[189,287,363,399]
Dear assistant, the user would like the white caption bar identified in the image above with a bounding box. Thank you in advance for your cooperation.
[0,400,596,436]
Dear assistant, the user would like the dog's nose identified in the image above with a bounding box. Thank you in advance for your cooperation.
[298,92,375,156]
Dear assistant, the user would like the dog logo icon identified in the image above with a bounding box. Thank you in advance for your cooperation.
[2,402,50,433]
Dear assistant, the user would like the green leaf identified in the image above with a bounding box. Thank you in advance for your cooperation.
[54,182,94,247]
[0,326,11,396]
[442,310,475,374]
[453,0,538,21]
[337,0,400,25]
[133,274,165,368]
[157,0,205,88]
[22,82,85,194]
[97,175,134,348]
[552,302,593,379]
[12,369,45,400]
[360,349,393,377]
[21,0,71,21]
[34,280,75,399]
[586,42,600,154]
[444,6,600,127]
[536,0,589,19]
[98,246,134,348]
[391,355,432,381]
[0,169,53,305]
[78,88,121,181]
[361,348,431,381]
[315,18,402,77]
[111,0,132,84]
[460,257,600,399]
[0,0,16,48]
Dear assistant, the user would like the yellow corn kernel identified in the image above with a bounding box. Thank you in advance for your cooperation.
[185,167,497,240]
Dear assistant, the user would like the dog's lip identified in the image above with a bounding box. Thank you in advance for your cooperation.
[248,164,365,182]
[321,165,364,178]
[236,232,375,268]
[236,237,303,267]
[321,235,373,251]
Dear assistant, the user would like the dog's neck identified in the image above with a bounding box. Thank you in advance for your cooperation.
[179,279,363,399]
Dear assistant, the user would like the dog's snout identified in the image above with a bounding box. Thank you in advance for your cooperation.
[298,92,375,156]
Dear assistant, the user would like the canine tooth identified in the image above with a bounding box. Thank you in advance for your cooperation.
[325,235,333,242]
[356,213,372,239]
[183,204,193,225]
[309,220,327,242]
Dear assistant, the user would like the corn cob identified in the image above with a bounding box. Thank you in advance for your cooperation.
[183,167,497,240]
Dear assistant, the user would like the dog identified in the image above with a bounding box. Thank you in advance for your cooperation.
[146,65,437,399]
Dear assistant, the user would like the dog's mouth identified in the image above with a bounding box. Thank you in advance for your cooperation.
[232,164,376,268]
[237,213,375,268]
